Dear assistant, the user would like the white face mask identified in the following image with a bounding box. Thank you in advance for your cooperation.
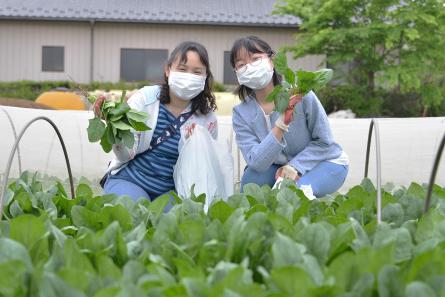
[168,71,206,101]
[236,58,274,90]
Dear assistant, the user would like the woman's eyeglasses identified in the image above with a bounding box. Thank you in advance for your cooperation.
[235,54,271,74]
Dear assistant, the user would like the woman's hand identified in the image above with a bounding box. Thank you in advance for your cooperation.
[93,92,131,119]
[275,94,303,132]
[284,94,303,124]
[275,164,301,181]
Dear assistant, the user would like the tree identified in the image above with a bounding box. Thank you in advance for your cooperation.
[275,0,445,115]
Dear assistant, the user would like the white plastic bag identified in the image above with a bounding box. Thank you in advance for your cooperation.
[273,177,316,200]
[174,125,234,211]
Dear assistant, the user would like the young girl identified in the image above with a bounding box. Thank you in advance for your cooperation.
[100,41,217,202]
[230,36,349,197]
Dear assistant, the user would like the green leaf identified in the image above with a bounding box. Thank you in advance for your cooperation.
[266,85,284,101]
[243,184,265,204]
[126,110,149,122]
[103,100,116,110]
[415,211,445,243]
[38,271,86,297]
[10,215,46,252]
[120,129,135,149]
[120,90,127,103]
[93,287,120,297]
[271,233,304,268]
[0,238,33,271]
[108,102,130,116]
[148,194,170,219]
[298,222,331,265]
[296,70,317,95]
[405,281,436,297]
[284,68,295,85]
[269,266,315,295]
[128,118,150,131]
[14,191,32,212]
[381,203,404,226]
[75,184,93,198]
[373,223,413,263]
[96,253,121,279]
[350,218,371,251]
[378,265,404,297]
[0,260,28,296]
[209,200,235,223]
[71,206,100,230]
[110,120,133,130]
[87,117,106,142]
[245,204,268,218]
[105,125,115,146]
[272,52,289,75]
[274,90,291,113]
[109,114,123,122]
[312,68,333,91]
[100,204,133,231]
[361,178,376,193]
[100,132,112,153]
[346,273,375,297]
[9,200,24,218]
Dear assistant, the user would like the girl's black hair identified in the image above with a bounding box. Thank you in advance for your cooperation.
[159,41,216,115]
[229,35,282,101]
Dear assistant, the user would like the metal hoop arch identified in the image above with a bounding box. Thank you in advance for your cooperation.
[364,119,383,224]
[423,132,445,213]
[1,116,75,220]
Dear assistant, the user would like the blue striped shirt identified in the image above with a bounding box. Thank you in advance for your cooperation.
[112,104,180,199]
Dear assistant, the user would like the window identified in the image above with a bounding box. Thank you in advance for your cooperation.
[42,46,64,72]
[223,51,238,84]
[120,48,168,81]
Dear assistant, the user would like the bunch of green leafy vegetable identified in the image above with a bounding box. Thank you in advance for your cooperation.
[2,171,445,296]
[87,91,150,153]
[267,52,334,113]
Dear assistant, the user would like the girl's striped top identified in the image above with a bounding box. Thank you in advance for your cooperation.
[111,103,181,199]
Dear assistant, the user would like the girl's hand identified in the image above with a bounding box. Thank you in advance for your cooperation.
[275,165,301,181]
[283,93,303,125]
[274,94,303,132]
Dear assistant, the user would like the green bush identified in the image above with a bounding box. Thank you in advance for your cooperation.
[318,85,445,118]
[381,92,423,118]
[0,80,150,100]
[318,85,384,117]
[212,81,226,92]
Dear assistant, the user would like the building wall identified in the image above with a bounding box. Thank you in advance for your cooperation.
[0,21,91,83]
[0,20,324,84]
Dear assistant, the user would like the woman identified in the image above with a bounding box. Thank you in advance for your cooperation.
[230,36,349,197]
[100,41,217,202]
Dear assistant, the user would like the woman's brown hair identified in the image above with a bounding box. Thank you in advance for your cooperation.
[159,41,216,115]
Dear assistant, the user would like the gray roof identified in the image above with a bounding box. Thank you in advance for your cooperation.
[0,0,300,27]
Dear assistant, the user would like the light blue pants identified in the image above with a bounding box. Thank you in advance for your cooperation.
[104,177,174,211]
[241,161,348,197]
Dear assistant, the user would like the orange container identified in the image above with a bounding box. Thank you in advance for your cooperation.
[35,91,86,110]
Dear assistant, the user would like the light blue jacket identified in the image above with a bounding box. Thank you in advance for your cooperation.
[232,91,343,175]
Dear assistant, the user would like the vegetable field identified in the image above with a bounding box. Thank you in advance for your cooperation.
[1,172,445,296]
